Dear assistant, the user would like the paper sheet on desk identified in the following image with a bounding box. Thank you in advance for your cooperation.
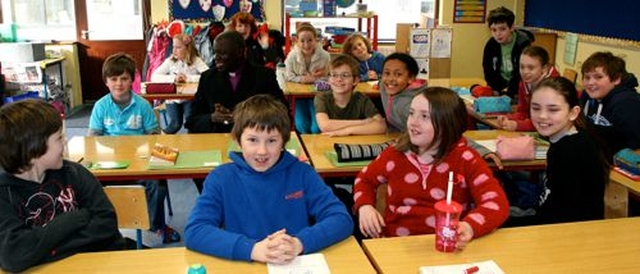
[419,260,505,274]
[267,253,330,274]
[473,140,497,153]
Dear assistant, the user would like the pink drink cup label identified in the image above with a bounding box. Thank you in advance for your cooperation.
[434,200,462,252]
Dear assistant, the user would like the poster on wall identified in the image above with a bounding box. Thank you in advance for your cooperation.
[453,0,486,23]
[169,0,266,22]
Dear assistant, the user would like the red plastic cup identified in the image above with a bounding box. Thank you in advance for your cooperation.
[434,200,462,252]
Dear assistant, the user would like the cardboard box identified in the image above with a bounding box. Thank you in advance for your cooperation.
[395,23,412,53]
[0,42,45,62]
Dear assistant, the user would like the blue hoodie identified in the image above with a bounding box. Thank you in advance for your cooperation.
[581,73,640,155]
[184,151,353,261]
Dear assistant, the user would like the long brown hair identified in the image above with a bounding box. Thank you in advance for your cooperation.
[532,77,611,181]
[394,87,467,163]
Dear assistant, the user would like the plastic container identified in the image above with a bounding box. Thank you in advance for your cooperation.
[434,200,462,252]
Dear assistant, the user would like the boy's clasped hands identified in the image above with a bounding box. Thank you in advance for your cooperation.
[358,205,475,250]
[251,229,304,264]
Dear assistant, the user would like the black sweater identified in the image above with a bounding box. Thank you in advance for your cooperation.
[0,161,124,272]
[537,130,607,224]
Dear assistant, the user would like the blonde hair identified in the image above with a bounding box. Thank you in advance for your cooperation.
[172,33,199,65]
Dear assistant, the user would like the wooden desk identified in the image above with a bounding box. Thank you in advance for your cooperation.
[301,133,400,177]
[428,77,485,88]
[66,133,307,181]
[362,217,640,274]
[605,170,640,218]
[285,81,378,97]
[463,130,547,171]
[140,82,198,101]
[24,236,375,274]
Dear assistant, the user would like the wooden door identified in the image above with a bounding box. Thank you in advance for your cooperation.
[75,0,150,101]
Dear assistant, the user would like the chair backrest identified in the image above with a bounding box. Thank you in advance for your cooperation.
[563,68,578,83]
[375,184,387,215]
[103,185,150,230]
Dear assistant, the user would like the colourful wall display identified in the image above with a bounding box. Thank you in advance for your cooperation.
[169,0,266,22]
[453,0,486,23]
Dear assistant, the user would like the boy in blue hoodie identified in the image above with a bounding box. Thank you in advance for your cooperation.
[580,51,640,157]
[184,94,353,264]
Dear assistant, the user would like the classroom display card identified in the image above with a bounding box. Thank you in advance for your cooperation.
[410,28,431,58]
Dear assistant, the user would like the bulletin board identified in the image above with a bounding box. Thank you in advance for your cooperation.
[453,0,486,23]
[169,0,266,22]
[524,0,640,42]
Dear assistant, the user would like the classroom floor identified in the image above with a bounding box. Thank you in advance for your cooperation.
[65,104,197,248]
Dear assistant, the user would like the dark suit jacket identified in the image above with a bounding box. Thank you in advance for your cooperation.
[185,62,288,133]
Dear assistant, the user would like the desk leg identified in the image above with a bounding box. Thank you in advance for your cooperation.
[289,95,297,130]
[605,180,628,219]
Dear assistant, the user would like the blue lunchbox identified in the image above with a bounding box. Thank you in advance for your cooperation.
[473,96,512,114]
[614,148,640,176]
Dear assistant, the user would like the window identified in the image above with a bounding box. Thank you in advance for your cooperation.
[283,0,436,42]
[1,0,76,41]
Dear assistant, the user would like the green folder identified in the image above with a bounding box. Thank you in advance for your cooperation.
[148,150,222,170]
[90,161,130,170]
[325,151,372,167]
[227,138,301,157]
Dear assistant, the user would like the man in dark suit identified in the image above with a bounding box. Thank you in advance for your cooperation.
[186,30,288,134]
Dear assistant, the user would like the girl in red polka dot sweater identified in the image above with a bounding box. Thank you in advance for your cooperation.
[354,87,509,249]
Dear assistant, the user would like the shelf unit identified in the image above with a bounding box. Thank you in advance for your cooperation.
[284,13,378,55]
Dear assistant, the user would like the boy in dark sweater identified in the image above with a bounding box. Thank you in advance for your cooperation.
[0,100,124,272]
[482,6,533,99]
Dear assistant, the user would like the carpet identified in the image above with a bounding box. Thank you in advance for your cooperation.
[65,104,93,128]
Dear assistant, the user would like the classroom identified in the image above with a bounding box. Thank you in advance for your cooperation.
[1,0,639,273]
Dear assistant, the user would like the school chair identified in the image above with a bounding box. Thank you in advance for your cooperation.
[103,185,150,249]
[562,68,578,84]
[375,184,388,215]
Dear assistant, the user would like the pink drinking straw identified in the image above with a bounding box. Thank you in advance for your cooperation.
[445,171,454,226]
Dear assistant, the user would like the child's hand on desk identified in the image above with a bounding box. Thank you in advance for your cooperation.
[455,221,474,250]
[359,205,386,238]
[322,127,354,137]
[496,116,517,131]
[174,73,187,83]
[300,75,316,84]
[311,68,326,78]
[252,229,303,264]
[483,153,504,170]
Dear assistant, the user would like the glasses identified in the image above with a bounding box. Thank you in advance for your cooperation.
[328,72,353,79]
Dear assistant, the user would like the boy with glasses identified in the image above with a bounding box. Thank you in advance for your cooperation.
[314,54,386,136]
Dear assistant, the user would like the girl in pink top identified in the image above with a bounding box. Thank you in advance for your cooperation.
[497,45,559,131]
[354,87,509,250]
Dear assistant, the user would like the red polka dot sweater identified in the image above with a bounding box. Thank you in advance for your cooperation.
[353,138,509,238]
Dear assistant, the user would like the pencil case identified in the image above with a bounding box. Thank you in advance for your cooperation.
[333,142,391,162]
[614,148,640,176]
[496,135,535,161]
[145,83,176,94]
[314,79,331,91]
[473,96,512,114]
